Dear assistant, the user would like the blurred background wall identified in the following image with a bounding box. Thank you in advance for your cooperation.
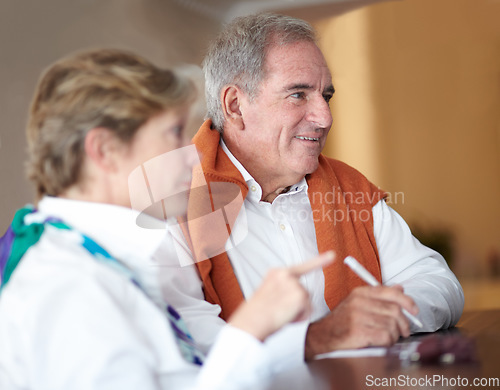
[1,0,499,307]
[311,0,500,309]
[314,0,500,283]
[0,0,218,231]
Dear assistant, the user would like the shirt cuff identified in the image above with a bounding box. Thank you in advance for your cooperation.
[263,321,309,371]
[197,324,272,389]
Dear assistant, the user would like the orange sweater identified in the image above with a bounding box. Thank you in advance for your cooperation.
[183,120,386,320]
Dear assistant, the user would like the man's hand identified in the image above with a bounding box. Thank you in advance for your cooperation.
[304,285,419,360]
[229,251,335,342]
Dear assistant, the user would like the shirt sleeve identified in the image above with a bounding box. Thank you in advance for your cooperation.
[373,200,465,332]
[195,325,272,390]
[153,225,228,355]
[161,224,309,370]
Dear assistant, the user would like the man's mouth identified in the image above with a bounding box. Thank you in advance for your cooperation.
[295,136,320,141]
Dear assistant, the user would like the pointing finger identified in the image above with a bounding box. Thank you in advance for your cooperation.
[289,251,335,277]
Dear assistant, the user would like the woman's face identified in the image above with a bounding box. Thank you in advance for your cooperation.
[116,106,198,218]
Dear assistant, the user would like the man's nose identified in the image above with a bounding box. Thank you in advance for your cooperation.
[306,95,333,129]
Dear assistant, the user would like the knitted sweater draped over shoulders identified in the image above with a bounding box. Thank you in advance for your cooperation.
[181,120,386,320]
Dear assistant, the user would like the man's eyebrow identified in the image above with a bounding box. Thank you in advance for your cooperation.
[282,84,336,95]
[323,85,335,95]
[283,83,314,92]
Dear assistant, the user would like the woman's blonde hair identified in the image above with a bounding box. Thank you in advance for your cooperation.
[26,48,195,199]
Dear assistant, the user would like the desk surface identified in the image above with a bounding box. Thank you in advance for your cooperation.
[266,310,500,390]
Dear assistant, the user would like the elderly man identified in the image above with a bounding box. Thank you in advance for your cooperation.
[165,12,463,364]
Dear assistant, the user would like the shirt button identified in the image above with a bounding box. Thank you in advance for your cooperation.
[280,224,286,231]
[251,185,257,192]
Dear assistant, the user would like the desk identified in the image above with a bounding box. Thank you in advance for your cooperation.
[266,310,500,390]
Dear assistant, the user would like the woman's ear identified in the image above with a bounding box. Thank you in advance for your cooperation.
[221,85,245,130]
[84,127,123,172]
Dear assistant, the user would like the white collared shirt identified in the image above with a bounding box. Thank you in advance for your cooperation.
[219,141,331,322]
[0,197,273,390]
[164,141,464,367]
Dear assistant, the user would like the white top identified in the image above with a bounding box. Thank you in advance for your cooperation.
[164,142,464,367]
[0,197,273,390]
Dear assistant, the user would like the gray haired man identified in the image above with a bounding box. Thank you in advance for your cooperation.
[165,13,463,363]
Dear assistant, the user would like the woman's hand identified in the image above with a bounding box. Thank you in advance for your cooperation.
[228,251,335,341]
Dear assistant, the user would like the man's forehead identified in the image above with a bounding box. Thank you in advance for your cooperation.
[264,41,332,81]
[265,64,333,94]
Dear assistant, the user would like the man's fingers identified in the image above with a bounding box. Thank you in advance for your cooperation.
[289,251,335,276]
[354,285,418,314]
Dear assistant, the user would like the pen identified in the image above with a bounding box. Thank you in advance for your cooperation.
[344,256,423,329]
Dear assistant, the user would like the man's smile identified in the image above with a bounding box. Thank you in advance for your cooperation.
[294,136,320,141]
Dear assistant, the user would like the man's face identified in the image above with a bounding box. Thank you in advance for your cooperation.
[237,40,334,187]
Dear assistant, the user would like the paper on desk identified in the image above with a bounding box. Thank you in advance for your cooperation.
[314,340,422,360]
[314,347,387,360]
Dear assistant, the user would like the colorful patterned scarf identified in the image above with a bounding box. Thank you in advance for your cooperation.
[0,205,203,366]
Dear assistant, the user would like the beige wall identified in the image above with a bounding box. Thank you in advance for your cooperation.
[0,0,218,229]
[316,0,500,277]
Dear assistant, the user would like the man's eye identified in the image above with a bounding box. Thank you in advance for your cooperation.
[290,92,305,99]
[323,94,333,103]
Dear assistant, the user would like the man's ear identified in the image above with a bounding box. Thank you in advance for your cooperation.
[221,85,245,130]
[84,127,123,172]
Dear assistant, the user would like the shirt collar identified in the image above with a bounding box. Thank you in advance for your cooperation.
[220,138,254,183]
[220,139,308,200]
[37,197,168,264]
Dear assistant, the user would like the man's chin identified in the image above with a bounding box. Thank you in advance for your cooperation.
[300,158,320,176]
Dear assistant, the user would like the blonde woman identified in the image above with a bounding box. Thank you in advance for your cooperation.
[0,49,332,390]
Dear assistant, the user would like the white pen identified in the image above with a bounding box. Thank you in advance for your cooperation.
[344,256,423,329]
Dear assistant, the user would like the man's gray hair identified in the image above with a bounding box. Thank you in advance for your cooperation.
[203,13,317,132]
